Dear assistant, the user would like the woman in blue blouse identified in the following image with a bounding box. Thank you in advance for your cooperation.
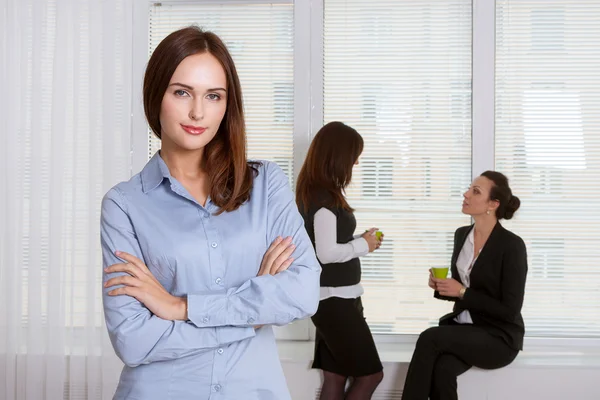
[101,26,321,400]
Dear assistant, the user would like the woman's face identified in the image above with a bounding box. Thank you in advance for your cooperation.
[462,176,499,217]
[159,52,228,153]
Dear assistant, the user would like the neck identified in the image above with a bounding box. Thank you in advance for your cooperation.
[160,144,206,181]
[472,215,497,240]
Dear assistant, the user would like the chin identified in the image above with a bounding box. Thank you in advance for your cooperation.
[169,142,204,152]
[176,135,214,151]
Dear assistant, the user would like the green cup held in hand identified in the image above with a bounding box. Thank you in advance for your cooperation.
[365,230,383,240]
[431,267,449,279]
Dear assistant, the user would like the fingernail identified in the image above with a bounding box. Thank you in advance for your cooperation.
[290,244,296,250]
[115,251,121,256]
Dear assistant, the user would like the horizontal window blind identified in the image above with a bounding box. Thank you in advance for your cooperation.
[323,0,472,334]
[148,2,295,180]
[496,0,600,336]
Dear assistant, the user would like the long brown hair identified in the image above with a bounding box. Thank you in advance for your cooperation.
[296,121,364,213]
[143,26,257,214]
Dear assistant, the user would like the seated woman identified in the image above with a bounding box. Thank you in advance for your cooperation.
[402,171,528,400]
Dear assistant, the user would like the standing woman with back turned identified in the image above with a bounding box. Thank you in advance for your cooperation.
[297,121,384,400]
[402,171,527,400]
[101,26,320,400]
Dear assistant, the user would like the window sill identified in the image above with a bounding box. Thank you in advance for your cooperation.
[276,337,600,369]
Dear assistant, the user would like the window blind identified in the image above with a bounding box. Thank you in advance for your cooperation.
[323,0,473,334]
[496,0,600,336]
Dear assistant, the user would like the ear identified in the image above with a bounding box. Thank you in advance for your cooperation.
[488,198,500,213]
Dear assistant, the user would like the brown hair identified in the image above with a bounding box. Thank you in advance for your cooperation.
[143,26,257,214]
[480,171,521,220]
[296,121,364,213]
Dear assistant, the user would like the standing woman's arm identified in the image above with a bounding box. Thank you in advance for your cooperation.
[101,188,256,368]
[185,162,322,328]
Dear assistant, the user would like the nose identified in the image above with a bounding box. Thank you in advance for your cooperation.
[190,98,204,121]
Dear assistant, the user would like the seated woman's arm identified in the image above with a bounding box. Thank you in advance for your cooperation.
[459,236,528,321]
[314,207,369,264]
[434,291,458,302]
[101,188,256,368]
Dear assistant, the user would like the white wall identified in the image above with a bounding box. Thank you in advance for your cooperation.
[282,359,598,400]
[277,339,600,400]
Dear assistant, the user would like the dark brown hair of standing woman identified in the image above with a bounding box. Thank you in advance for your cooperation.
[143,26,258,214]
[296,121,364,213]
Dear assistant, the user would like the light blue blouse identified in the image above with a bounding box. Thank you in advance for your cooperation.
[101,152,320,400]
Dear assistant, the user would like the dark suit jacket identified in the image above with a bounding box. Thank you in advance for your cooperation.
[435,222,528,351]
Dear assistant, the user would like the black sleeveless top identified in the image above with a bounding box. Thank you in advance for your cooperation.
[299,190,361,287]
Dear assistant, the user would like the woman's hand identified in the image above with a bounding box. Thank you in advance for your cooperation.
[104,251,187,321]
[361,228,381,252]
[428,268,437,290]
[253,236,296,330]
[257,236,296,276]
[435,278,464,298]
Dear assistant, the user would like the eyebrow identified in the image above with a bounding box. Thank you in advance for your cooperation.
[168,82,227,92]
[473,185,481,190]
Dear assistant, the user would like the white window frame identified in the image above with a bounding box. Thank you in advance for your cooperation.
[472,0,495,176]
[131,0,600,347]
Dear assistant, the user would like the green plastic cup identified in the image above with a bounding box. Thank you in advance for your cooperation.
[365,230,383,240]
[432,267,449,279]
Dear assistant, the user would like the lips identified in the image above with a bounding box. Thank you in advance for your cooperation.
[181,124,207,135]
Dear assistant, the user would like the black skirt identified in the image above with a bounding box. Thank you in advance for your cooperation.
[311,296,383,377]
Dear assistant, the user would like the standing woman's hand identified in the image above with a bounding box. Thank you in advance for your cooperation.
[104,252,188,321]
[257,236,296,276]
[361,228,381,252]
[253,236,296,330]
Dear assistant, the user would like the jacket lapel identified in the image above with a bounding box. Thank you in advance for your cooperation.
[451,225,473,285]
[469,222,503,277]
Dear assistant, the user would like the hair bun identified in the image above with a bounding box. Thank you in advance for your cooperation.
[504,195,521,220]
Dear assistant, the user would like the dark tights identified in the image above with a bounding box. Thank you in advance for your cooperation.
[320,370,384,400]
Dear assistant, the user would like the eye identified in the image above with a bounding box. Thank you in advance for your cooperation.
[207,93,221,101]
[174,89,190,97]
